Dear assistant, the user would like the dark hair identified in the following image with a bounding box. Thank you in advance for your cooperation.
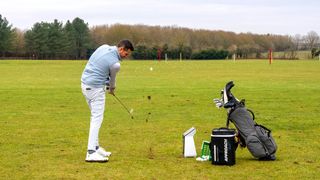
[117,40,134,51]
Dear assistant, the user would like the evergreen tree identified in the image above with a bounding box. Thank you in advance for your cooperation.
[0,14,15,57]
[64,20,77,59]
[47,20,68,59]
[24,22,51,59]
[71,17,91,59]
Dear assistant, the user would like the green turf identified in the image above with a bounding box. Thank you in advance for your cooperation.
[0,60,319,179]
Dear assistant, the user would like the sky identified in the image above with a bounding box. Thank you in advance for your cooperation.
[1,0,319,35]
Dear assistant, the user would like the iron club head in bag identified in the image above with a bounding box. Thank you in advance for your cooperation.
[213,81,240,109]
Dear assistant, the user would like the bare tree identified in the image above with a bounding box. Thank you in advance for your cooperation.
[292,34,302,50]
[304,31,319,50]
[12,28,25,56]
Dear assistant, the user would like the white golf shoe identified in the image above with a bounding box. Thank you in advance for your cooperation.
[85,152,108,162]
[96,147,112,157]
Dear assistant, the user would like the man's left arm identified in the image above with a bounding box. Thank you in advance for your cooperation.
[108,62,120,95]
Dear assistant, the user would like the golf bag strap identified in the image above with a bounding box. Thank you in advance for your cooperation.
[226,118,230,128]
[226,107,254,127]
[255,124,272,137]
[247,109,255,121]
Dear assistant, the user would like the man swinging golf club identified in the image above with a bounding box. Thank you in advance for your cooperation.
[81,40,134,162]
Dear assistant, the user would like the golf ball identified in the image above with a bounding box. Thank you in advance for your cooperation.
[150,67,153,71]
[130,109,134,113]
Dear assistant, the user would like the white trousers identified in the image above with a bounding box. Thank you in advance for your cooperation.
[81,83,106,151]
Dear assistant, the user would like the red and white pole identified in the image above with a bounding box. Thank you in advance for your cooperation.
[269,48,273,64]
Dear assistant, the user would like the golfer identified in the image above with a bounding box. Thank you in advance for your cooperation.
[81,40,134,162]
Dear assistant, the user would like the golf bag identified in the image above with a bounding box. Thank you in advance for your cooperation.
[214,81,277,160]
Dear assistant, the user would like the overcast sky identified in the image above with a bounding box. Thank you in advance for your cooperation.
[1,0,319,35]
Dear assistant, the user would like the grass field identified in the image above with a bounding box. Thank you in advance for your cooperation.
[0,59,319,179]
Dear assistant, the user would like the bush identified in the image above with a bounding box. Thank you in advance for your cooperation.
[191,49,229,60]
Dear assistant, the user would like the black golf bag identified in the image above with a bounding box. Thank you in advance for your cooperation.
[214,81,277,160]
[210,128,237,165]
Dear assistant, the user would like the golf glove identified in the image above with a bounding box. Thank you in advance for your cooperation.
[213,98,224,109]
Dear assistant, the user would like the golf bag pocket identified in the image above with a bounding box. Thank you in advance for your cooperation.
[210,128,237,166]
[246,133,267,158]
[255,125,277,155]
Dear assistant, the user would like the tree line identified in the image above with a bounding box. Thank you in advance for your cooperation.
[1,14,319,60]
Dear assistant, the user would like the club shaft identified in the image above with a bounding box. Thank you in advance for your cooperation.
[113,95,131,115]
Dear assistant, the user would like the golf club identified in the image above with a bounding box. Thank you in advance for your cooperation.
[113,94,134,119]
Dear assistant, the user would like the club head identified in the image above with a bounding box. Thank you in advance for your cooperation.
[225,81,234,92]
[222,81,239,108]
[224,81,235,100]
[113,94,134,120]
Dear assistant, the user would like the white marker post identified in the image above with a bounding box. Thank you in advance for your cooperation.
[183,127,197,157]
